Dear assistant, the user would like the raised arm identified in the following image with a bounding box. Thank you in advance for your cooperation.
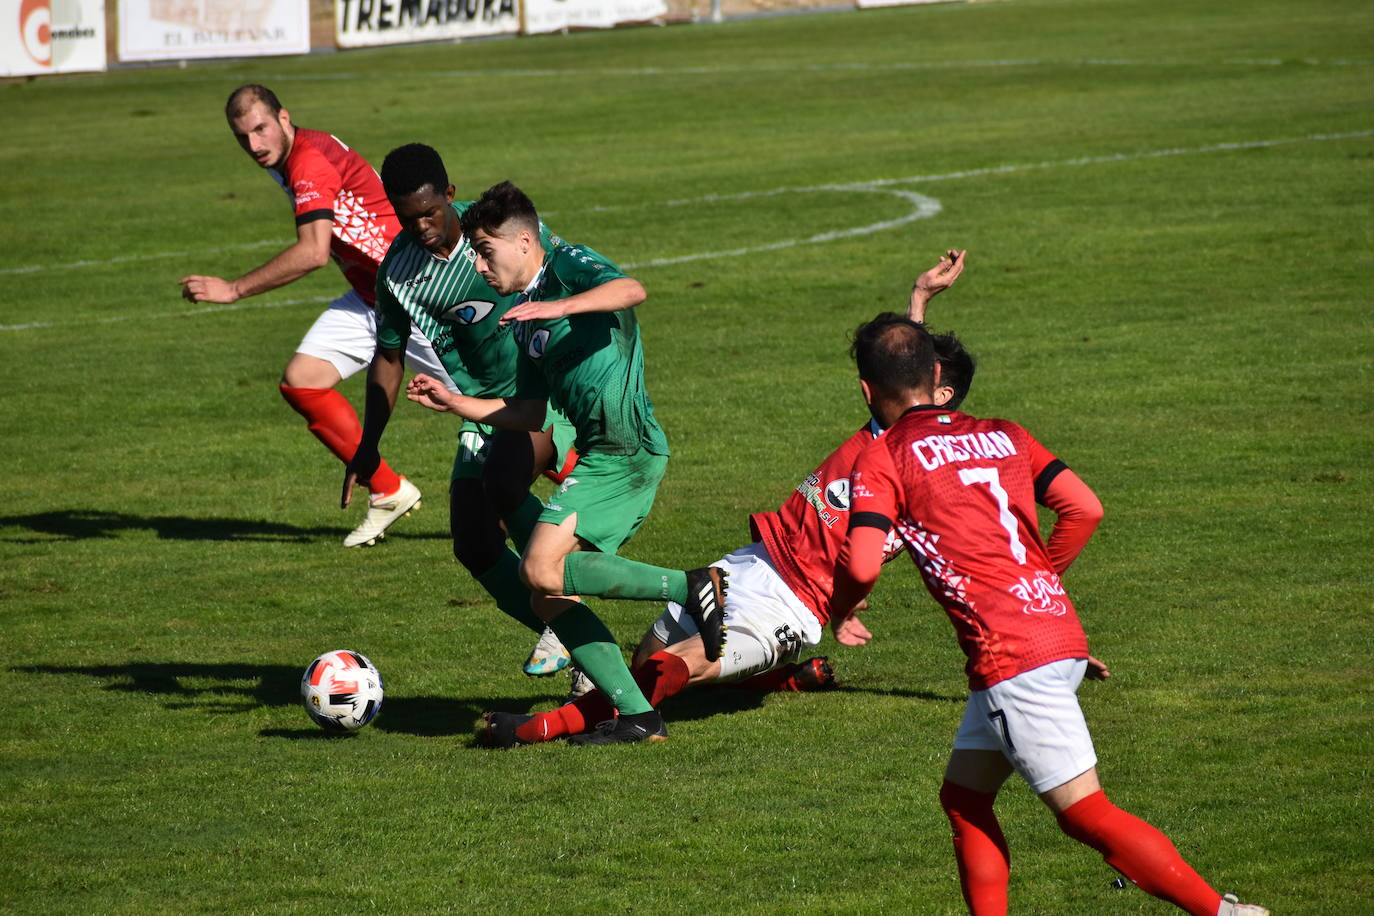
[907,249,966,323]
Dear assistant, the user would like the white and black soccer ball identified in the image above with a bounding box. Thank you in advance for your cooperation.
[301,650,384,732]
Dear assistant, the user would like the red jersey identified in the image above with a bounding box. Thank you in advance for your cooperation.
[751,419,903,624]
[848,406,1088,690]
[273,127,400,305]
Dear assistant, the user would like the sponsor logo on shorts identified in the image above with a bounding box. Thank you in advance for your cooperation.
[440,299,495,326]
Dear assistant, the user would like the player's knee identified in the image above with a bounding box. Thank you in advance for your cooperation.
[518,554,562,596]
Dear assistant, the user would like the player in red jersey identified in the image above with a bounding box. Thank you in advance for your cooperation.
[479,251,970,748]
[830,315,1267,916]
[179,85,454,547]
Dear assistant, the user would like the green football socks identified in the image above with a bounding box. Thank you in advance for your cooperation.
[562,551,688,604]
[546,602,653,715]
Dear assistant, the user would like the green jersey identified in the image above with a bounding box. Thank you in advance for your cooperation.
[375,201,557,397]
[512,243,669,458]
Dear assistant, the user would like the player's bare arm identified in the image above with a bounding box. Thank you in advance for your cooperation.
[341,346,406,509]
[907,248,967,323]
[178,218,332,304]
[500,277,646,325]
[406,373,547,431]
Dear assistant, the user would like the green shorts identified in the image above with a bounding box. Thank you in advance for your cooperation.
[540,447,669,554]
[449,410,578,482]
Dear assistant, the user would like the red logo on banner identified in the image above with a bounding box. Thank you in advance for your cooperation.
[21,0,51,67]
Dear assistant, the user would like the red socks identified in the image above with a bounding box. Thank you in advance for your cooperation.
[940,780,1011,915]
[1056,790,1222,916]
[279,384,401,496]
[516,651,691,743]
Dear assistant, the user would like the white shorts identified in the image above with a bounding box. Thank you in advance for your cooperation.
[651,543,824,681]
[953,658,1098,795]
[296,289,458,391]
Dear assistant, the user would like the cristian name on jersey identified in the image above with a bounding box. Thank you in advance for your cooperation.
[512,243,668,458]
[849,406,1088,690]
[375,201,559,397]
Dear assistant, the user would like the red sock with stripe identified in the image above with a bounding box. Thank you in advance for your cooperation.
[516,651,691,743]
[940,780,1011,915]
[279,384,401,496]
[1055,790,1222,916]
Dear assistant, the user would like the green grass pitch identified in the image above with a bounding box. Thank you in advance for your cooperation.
[2,0,1371,911]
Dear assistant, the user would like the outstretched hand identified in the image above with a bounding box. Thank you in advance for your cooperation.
[406,373,458,413]
[908,249,967,322]
[178,274,238,304]
[832,601,874,646]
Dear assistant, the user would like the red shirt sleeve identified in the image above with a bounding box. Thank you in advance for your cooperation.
[830,440,903,620]
[1039,469,1103,574]
[285,140,339,225]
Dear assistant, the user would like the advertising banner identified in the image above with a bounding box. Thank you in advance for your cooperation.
[1,0,106,77]
[856,0,960,7]
[118,0,310,61]
[336,0,519,49]
[523,0,665,34]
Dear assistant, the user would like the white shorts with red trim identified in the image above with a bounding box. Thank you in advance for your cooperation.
[952,657,1098,794]
[296,289,457,392]
[652,543,824,681]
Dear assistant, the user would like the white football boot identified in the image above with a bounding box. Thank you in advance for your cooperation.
[523,626,571,676]
[565,667,595,702]
[1219,893,1270,916]
[343,477,421,548]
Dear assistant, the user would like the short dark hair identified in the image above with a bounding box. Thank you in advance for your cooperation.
[381,143,449,200]
[225,84,282,121]
[851,313,936,396]
[459,181,540,239]
[931,331,975,410]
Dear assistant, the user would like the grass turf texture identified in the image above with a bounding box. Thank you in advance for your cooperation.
[2,0,1372,911]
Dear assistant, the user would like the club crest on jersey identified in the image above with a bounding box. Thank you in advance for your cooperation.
[440,299,495,326]
[824,478,850,511]
[527,328,551,359]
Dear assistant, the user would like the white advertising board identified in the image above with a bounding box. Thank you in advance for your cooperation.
[1,0,106,77]
[336,0,519,48]
[118,0,310,61]
[523,0,665,34]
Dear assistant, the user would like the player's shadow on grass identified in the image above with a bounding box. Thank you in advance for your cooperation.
[0,509,445,544]
[659,683,963,723]
[14,661,303,710]
[14,661,514,740]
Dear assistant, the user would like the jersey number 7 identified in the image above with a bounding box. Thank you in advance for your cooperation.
[957,467,1027,565]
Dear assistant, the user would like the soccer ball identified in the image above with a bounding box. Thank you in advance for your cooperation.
[301,650,384,732]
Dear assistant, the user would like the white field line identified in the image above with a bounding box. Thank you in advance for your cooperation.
[54,57,1373,89]
[3,129,1369,332]
[0,296,334,332]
